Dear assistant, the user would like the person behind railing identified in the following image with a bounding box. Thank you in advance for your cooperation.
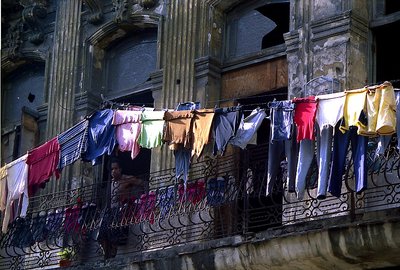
[97,158,144,259]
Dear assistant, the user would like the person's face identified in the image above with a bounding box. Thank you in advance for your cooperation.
[111,162,122,180]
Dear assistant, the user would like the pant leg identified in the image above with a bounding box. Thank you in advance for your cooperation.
[375,135,392,157]
[328,125,350,197]
[295,139,315,200]
[265,140,284,196]
[284,130,298,193]
[174,147,191,184]
[317,126,333,199]
[349,128,368,193]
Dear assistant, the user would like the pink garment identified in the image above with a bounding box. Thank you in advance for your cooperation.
[135,191,156,224]
[293,96,318,142]
[178,180,206,205]
[26,138,60,196]
[112,110,142,159]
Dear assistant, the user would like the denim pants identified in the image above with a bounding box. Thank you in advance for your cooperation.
[328,126,368,197]
[266,125,298,196]
[316,126,334,199]
[269,100,295,141]
[295,139,315,200]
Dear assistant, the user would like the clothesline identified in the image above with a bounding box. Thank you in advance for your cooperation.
[1,79,399,235]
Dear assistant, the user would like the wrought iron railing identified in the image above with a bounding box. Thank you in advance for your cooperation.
[0,137,399,269]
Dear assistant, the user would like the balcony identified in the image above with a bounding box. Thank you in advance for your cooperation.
[1,138,400,270]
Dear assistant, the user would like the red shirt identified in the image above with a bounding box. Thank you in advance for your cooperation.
[26,137,61,196]
[293,96,318,142]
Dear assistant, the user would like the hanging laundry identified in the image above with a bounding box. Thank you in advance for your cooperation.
[0,154,29,233]
[112,110,142,159]
[31,211,48,243]
[358,81,397,136]
[376,89,400,155]
[212,106,243,156]
[139,110,166,149]
[295,139,315,199]
[265,100,298,196]
[329,125,368,197]
[192,109,215,159]
[45,208,64,241]
[8,216,35,248]
[82,109,117,165]
[207,177,225,206]
[292,96,318,141]
[163,110,195,149]
[230,108,267,149]
[174,146,192,184]
[64,204,81,234]
[292,96,318,199]
[164,110,195,185]
[57,119,89,170]
[315,92,345,199]
[27,138,60,196]
[135,191,156,224]
[0,166,7,224]
[269,100,295,141]
[178,180,206,206]
[176,101,200,111]
[158,186,176,219]
[339,87,368,133]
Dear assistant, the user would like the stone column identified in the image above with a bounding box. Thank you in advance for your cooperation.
[46,0,82,192]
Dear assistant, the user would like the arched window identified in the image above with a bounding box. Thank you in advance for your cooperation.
[105,28,158,96]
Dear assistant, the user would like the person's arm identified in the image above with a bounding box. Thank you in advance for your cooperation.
[121,175,143,187]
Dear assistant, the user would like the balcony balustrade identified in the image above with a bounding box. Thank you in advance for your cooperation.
[0,138,399,269]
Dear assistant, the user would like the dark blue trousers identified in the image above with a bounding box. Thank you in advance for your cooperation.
[328,126,368,197]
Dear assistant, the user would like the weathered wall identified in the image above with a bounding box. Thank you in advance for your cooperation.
[76,211,400,270]
[285,0,369,98]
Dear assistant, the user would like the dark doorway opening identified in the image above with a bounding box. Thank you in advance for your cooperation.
[236,88,287,233]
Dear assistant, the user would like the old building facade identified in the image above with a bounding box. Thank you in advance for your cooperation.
[1,0,400,269]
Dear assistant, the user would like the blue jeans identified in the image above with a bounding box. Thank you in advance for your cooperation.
[316,125,334,199]
[328,126,368,197]
[265,125,298,196]
[295,139,315,200]
[269,100,295,141]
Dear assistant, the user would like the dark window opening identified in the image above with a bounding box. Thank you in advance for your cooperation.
[257,3,290,49]
[236,88,287,233]
[226,1,290,59]
[2,63,45,129]
[385,0,400,15]
[375,20,400,88]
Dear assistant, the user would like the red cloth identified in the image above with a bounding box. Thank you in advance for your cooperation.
[293,96,318,142]
[178,180,206,205]
[26,137,61,196]
[135,192,156,224]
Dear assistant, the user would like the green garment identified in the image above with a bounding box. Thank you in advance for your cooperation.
[139,111,166,149]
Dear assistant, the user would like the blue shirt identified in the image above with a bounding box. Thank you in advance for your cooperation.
[82,109,117,165]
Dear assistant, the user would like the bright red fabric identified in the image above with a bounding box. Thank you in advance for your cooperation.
[26,137,60,196]
[293,96,318,142]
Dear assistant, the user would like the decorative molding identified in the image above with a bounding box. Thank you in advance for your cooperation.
[139,0,158,9]
[112,0,134,23]
[4,20,24,59]
[20,0,48,45]
[83,0,104,24]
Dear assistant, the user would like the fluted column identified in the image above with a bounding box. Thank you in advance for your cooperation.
[153,0,204,172]
[46,0,82,192]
